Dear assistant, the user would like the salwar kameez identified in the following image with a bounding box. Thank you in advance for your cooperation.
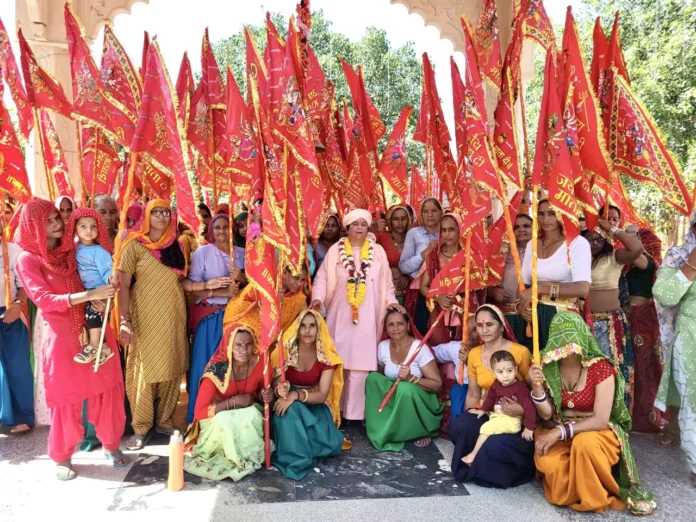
[365,373,442,452]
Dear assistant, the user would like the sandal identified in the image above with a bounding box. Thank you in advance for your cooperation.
[105,450,129,468]
[155,426,176,436]
[415,437,432,448]
[657,430,680,446]
[9,424,31,435]
[125,434,150,451]
[56,464,77,481]
[96,348,114,366]
[74,345,97,364]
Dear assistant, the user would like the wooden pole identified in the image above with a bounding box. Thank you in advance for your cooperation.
[90,128,100,208]
[372,149,388,211]
[33,108,56,202]
[75,122,89,206]
[457,232,473,385]
[0,190,11,310]
[94,152,138,372]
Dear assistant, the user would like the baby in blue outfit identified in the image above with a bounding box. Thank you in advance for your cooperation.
[74,214,114,365]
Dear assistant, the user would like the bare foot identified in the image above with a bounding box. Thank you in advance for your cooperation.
[461,453,475,466]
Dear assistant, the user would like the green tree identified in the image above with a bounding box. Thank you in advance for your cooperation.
[209,9,424,165]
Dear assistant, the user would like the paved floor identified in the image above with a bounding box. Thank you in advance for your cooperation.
[1,424,694,522]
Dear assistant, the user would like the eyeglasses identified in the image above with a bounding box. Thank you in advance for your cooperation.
[151,209,171,217]
[586,236,605,243]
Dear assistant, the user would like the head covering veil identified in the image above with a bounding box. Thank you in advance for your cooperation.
[542,312,656,515]
[272,309,344,426]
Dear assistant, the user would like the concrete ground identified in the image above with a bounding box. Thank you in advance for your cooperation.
[1,424,694,522]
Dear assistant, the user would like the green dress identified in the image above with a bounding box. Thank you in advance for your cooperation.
[365,372,443,452]
[271,390,344,480]
[184,405,268,481]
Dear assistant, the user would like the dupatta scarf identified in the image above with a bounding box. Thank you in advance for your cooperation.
[542,312,656,515]
[14,198,85,332]
[272,309,344,427]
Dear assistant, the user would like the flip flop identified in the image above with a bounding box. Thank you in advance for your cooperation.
[125,433,150,451]
[105,450,129,468]
[9,424,31,435]
[56,465,76,481]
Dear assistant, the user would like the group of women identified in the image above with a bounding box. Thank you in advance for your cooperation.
[4,191,696,517]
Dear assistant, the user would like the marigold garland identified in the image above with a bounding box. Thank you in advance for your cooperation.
[338,237,374,324]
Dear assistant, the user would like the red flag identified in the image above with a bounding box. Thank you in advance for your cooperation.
[456,20,505,201]
[82,127,122,196]
[408,164,427,210]
[515,0,556,52]
[18,28,72,117]
[593,174,649,229]
[339,57,385,154]
[608,12,630,85]
[101,25,141,125]
[379,106,411,204]
[0,88,31,202]
[493,68,522,189]
[132,39,199,231]
[38,110,74,198]
[341,98,353,159]
[605,67,692,216]
[471,0,503,93]
[65,5,135,146]
[265,13,286,116]
[415,54,457,201]
[533,51,580,245]
[0,19,33,139]
[175,52,194,130]
[188,28,226,164]
[245,235,280,353]
[590,17,609,95]
[561,8,612,185]
[137,159,172,201]
[225,67,255,190]
[245,28,268,108]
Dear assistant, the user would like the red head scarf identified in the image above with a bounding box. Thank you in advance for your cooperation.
[68,207,114,255]
[126,202,144,231]
[638,228,662,266]
[15,198,85,332]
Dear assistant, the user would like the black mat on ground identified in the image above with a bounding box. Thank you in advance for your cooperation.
[119,424,468,503]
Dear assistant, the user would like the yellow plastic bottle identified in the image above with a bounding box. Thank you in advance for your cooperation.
[167,430,184,491]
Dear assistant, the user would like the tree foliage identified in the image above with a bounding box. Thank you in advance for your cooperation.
[209,9,424,164]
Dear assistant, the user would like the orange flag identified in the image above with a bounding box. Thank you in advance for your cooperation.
[18,28,72,117]
[605,67,692,216]
[65,4,134,147]
[132,39,199,231]
[39,110,74,198]
[101,25,141,125]
[533,51,580,246]
[379,106,411,204]
[0,18,33,139]
[0,87,32,202]
[471,0,503,94]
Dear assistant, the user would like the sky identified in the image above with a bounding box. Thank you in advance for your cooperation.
[96,0,581,136]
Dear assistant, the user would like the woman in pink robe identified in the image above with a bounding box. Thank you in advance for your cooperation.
[15,199,126,480]
[311,209,403,421]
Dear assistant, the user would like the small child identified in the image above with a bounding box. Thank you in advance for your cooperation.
[461,350,536,466]
[72,208,115,365]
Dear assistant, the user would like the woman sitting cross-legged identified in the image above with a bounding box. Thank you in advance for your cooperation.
[184,324,273,481]
[531,312,656,515]
[365,309,443,451]
[271,310,347,481]
[448,304,534,488]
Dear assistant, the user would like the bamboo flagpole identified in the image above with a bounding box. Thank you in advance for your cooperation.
[90,128,100,208]
[518,79,540,365]
[379,276,467,412]
[33,109,56,202]
[457,232,473,384]
[94,152,138,372]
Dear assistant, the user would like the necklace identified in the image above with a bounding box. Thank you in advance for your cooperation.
[230,358,251,398]
[563,366,583,409]
[541,238,563,258]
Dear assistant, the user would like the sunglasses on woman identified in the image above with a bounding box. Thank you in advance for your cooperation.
[151,209,171,217]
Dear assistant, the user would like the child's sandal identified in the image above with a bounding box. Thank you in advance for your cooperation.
[74,345,97,364]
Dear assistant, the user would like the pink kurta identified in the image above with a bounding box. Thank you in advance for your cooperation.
[313,239,396,419]
[16,252,123,408]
